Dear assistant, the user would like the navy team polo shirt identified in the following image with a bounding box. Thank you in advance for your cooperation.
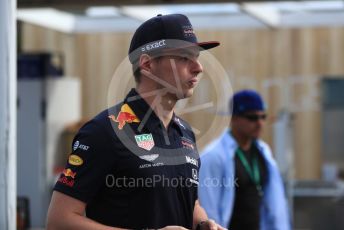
[54,88,200,229]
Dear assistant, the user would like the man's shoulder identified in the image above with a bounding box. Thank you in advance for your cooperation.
[201,130,231,157]
[93,104,122,124]
[174,115,191,129]
[173,115,195,137]
[255,139,278,164]
[255,139,271,152]
[80,103,124,139]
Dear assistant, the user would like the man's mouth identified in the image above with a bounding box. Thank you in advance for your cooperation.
[187,78,198,87]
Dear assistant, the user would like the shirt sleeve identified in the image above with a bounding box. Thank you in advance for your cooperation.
[54,120,116,203]
[198,150,225,225]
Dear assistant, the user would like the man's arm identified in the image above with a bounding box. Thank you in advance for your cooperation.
[193,200,226,230]
[193,200,208,229]
[46,191,125,230]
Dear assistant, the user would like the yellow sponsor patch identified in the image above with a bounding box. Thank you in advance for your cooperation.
[68,154,83,166]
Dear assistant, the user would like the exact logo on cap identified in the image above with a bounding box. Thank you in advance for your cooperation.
[141,39,166,52]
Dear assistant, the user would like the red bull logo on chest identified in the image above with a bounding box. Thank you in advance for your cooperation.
[109,104,140,130]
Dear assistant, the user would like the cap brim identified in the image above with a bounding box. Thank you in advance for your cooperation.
[162,41,220,53]
[197,41,220,50]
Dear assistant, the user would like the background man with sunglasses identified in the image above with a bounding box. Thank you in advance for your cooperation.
[198,90,290,230]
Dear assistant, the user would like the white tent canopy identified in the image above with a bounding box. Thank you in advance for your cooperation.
[17,1,344,33]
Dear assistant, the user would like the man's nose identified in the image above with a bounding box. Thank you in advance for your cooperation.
[191,59,203,75]
[257,118,265,127]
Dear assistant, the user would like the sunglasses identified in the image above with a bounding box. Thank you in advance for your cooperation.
[240,114,267,122]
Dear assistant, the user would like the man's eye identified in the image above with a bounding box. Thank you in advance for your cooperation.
[179,56,189,61]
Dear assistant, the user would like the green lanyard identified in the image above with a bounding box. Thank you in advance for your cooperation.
[235,148,264,196]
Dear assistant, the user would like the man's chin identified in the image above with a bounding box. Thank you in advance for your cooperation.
[184,88,194,98]
[251,132,262,140]
[174,89,193,99]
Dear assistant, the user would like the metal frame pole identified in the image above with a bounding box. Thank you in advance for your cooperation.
[0,0,17,229]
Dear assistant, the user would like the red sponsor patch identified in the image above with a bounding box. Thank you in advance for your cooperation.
[181,137,195,150]
[182,25,195,37]
[58,176,75,187]
[182,140,194,150]
[63,168,76,179]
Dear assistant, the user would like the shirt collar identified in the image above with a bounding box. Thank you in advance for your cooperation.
[124,88,184,134]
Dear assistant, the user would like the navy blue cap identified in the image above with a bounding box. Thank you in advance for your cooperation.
[128,14,220,64]
[230,90,266,115]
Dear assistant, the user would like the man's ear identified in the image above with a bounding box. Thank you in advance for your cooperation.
[139,54,152,73]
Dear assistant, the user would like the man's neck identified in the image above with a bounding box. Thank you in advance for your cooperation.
[136,86,176,129]
[231,129,252,151]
